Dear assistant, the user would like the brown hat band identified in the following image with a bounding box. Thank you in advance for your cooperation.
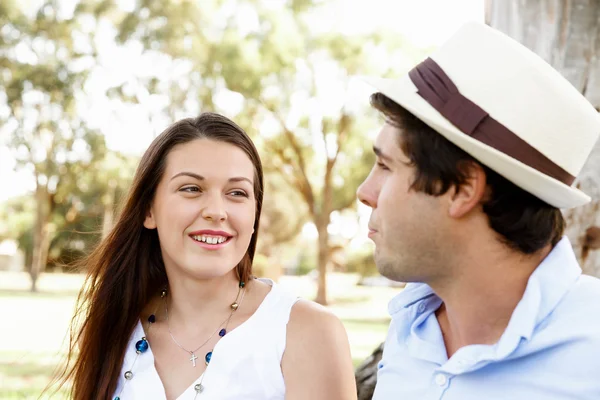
[408,57,575,186]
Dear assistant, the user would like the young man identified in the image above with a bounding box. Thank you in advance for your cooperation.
[357,22,600,400]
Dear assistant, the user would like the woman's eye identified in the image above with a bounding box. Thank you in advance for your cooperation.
[230,190,249,198]
[180,186,200,193]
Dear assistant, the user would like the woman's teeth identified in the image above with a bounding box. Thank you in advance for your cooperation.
[192,235,227,244]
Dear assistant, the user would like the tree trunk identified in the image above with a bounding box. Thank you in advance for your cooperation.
[486,0,600,276]
[30,183,52,292]
[315,214,330,305]
[355,343,384,400]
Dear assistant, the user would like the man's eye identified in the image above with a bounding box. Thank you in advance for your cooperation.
[376,162,389,171]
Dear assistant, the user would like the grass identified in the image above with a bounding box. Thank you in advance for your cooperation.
[0,271,399,398]
[0,353,69,400]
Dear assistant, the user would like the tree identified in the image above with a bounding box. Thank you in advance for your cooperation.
[254,173,309,279]
[0,194,36,269]
[84,0,416,304]
[486,0,600,276]
[0,0,105,290]
[0,149,136,276]
[46,150,137,270]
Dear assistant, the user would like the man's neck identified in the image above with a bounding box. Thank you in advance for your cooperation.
[432,242,551,358]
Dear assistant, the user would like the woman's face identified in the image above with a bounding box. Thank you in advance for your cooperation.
[144,138,257,281]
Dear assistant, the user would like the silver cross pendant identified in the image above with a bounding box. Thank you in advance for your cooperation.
[190,352,198,367]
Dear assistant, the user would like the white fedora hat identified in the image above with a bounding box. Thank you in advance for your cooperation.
[361,22,600,209]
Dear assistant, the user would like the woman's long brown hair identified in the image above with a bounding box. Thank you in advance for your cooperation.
[48,113,264,399]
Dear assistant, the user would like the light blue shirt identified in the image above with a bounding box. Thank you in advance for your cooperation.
[373,237,600,400]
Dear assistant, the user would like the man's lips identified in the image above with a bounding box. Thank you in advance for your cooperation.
[368,227,378,238]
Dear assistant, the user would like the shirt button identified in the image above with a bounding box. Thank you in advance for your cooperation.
[417,302,427,313]
[435,373,447,386]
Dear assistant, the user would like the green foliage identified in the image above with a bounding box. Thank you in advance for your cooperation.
[346,246,378,278]
[101,0,390,216]
[0,149,137,272]
[296,249,316,276]
[0,0,426,293]
[257,173,308,252]
[48,150,137,269]
[0,195,36,269]
[0,1,125,277]
[251,253,269,277]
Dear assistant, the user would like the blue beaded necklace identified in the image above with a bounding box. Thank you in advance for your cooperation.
[113,281,246,400]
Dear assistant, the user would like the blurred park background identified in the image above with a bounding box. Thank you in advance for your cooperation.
[2,0,600,398]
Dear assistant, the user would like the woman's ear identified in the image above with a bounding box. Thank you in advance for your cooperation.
[143,208,157,229]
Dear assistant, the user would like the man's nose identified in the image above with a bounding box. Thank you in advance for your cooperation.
[357,176,377,209]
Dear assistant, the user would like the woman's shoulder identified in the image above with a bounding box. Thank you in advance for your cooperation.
[282,299,357,399]
[251,278,343,330]
[288,299,345,335]
[251,278,298,311]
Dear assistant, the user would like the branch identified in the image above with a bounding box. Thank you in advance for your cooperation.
[322,111,352,215]
[273,216,306,245]
[332,189,358,212]
[333,111,351,166]
[257,99,316,213]
[265,141,316,216]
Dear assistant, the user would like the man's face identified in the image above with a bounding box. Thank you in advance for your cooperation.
[357,123,449,283]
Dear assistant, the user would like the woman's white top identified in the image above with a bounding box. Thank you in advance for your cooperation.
[113,279,300,399]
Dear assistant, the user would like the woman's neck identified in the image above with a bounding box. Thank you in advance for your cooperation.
[162,270,243,333]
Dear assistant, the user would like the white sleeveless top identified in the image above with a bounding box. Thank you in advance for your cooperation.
[113,279,300,400]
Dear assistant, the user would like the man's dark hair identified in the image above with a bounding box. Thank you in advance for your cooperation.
[371,92,565,254]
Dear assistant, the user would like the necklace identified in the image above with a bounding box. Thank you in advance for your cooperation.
[113,280,247,400]
[165,282,246,367]
[113,288,166,400]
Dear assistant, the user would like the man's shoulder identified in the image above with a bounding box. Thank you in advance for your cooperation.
[559,273,600,313]
[536,273,600,343]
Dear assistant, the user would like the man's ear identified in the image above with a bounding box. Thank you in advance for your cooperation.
[447,161,487,219]
[143,207,157,229]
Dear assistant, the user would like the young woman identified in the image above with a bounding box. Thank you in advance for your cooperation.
[53,113,357,399]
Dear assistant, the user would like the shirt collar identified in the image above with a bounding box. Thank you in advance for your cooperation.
[388,282,435,315]
[503,236,581,341]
